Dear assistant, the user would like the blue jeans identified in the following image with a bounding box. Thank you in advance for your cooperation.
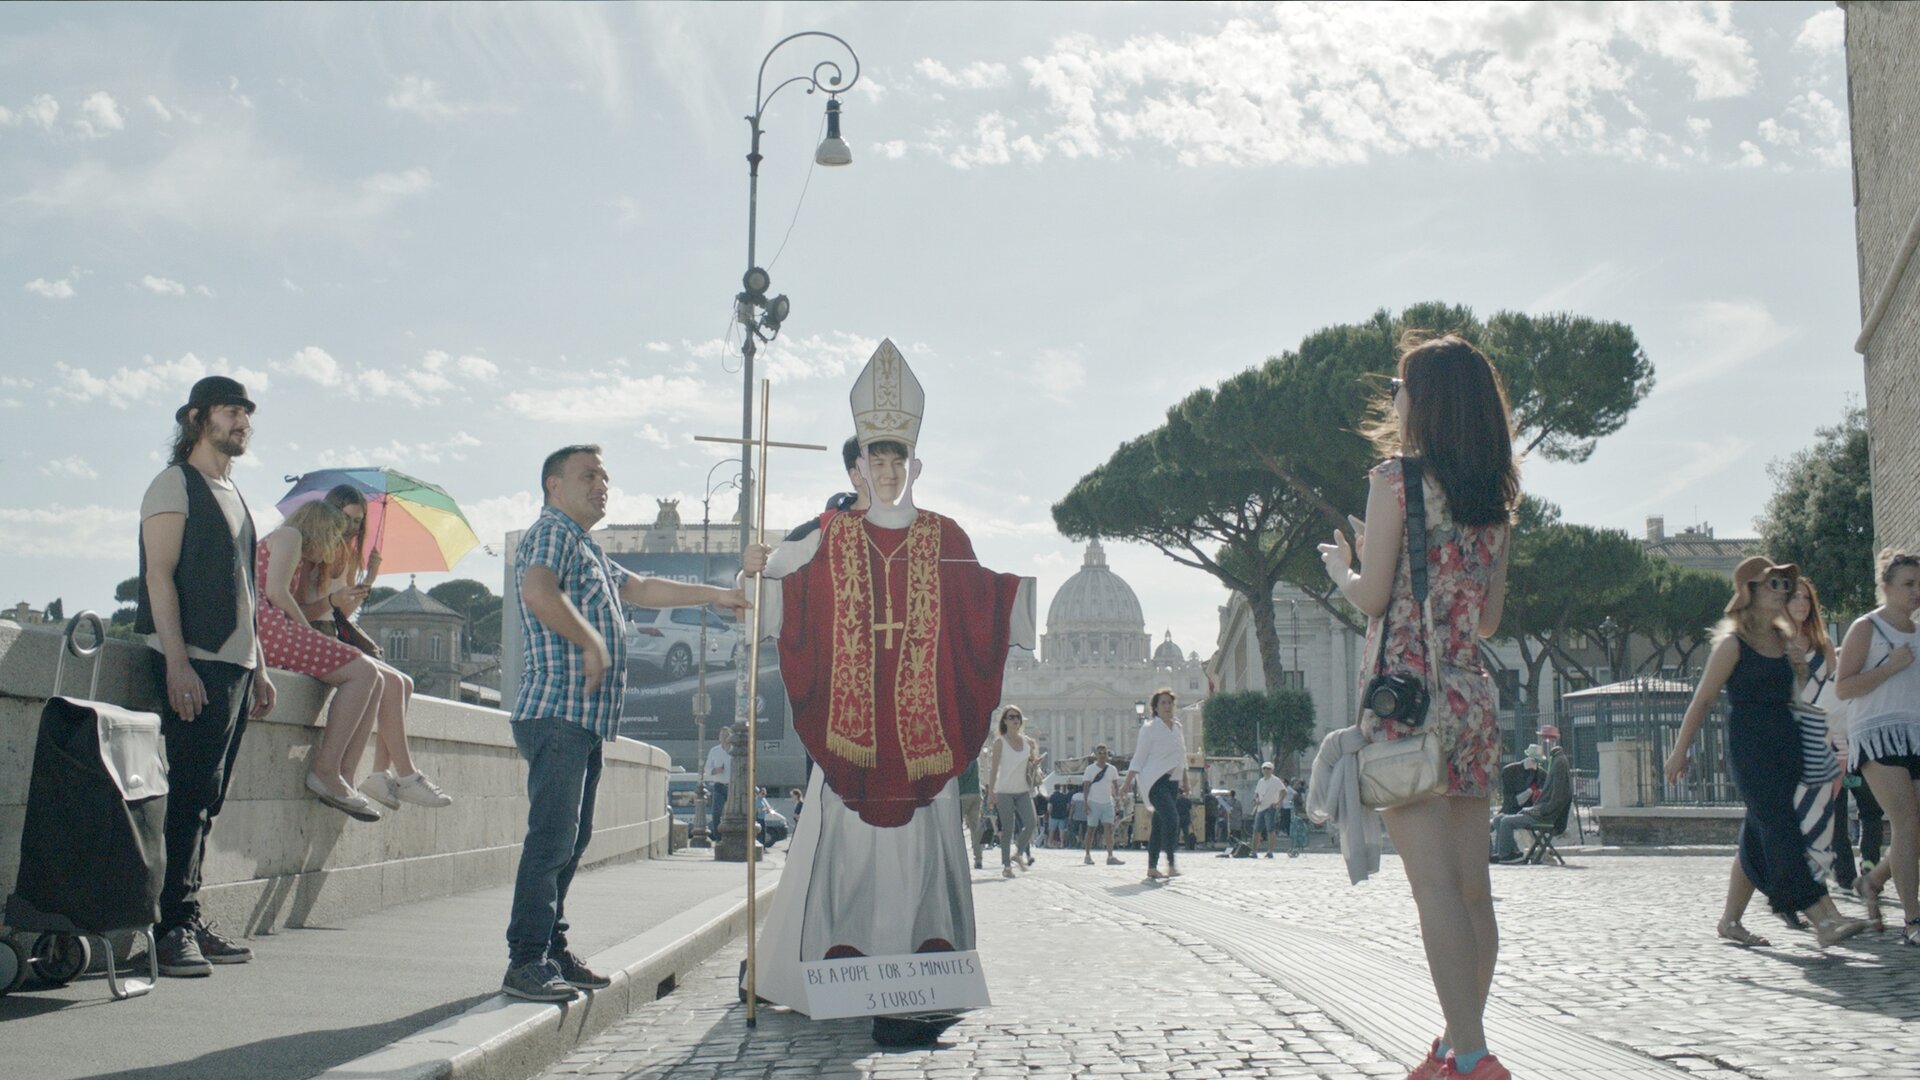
[709,783,728,837]
[506,717,604,967]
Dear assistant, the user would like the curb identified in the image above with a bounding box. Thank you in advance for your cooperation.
[314,878,780,1080]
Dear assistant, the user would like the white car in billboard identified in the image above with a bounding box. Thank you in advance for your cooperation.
[625,606,741,681]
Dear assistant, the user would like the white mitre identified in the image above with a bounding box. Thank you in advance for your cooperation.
[850,338,924,454]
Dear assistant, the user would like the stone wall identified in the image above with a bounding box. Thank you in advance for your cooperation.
[1848,2,1920,555]
[0,620,672,935]
[1593,806,1745,847]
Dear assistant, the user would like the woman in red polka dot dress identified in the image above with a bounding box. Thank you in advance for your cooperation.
[259,501,387,821]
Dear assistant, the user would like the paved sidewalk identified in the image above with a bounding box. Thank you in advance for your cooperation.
[536,850,1920,1080]
[2,850,778,1080]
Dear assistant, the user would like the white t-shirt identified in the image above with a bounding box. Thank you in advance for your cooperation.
[140,466,258,668]
[1081,760,1121,806]
[704,741,733,784]
[1254,774,1288,811]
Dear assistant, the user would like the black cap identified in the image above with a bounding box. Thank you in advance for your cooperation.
[176,375,256,422]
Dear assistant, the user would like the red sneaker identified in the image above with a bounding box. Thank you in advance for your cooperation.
[1404,1039,1448,1080]
[1443,1052,1511,1079]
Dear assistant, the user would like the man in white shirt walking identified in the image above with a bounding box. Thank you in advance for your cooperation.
[703,726,733,840]
[1252,762,1290,859]
[1080,744,1125,866]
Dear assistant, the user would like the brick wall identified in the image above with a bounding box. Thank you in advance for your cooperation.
[1848,2,1920,555]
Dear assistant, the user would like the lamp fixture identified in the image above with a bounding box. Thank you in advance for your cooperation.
[815,97,852,166]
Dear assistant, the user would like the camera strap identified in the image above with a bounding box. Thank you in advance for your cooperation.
[1369,455,1431,679]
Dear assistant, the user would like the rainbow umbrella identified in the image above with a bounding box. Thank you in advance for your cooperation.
[277,467,479,574]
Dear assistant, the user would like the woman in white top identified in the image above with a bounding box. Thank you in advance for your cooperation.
[984,706,1040,879]
[1121,688,1188,882]
[1837,549,1920,944]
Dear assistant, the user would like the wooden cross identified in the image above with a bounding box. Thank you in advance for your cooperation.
[693,378,825,1031]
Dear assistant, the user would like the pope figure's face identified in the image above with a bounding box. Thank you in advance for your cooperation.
[865,450,908,504]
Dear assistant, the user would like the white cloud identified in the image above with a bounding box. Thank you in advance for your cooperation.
[455,354,499,381]
[0,504,137,559]
[1632,437,1754,513]
[140,274,186,296]
[40,456,99,480]
[54,353,271,409]
[13,128,440,234]
[362,167,435,196]
[1662,299,1791,393]
[1686,117,1711,136]
[194,285,215,298]
[75,91,125,139]
[145,95,173,122]
[644,342,673,353]
[878,139,908,160]
[25,275,76,299]
[924,2,1759,169]
[1734,140,1765,168]
[282,278,303,293]
[1025,346,1088,403]
[760,330,883,384]
[502,371,728,426]
[314,431,483,469]
[1793,10,1844,57]
[280,345,342,386]
[21,94,59,132]
[917,59,1011,89]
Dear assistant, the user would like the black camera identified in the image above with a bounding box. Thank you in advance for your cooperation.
[1364,672,1430,726]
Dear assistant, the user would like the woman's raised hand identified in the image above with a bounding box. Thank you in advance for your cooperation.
[1317,529,1354,581]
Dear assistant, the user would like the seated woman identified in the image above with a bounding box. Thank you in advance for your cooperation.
[258,501,386,821]
[319,484,451,809]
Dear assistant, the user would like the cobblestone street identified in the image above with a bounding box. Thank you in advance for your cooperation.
[537,847,1920,1080]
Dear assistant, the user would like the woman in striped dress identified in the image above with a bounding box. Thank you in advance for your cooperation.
[1837,550,1920,944]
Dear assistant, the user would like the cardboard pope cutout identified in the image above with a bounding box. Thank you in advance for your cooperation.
[748,339,1036,1043]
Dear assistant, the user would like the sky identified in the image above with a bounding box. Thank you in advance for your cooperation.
[0,1,1863,662]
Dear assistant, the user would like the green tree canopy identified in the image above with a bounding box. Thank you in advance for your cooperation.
[1615,558,1731,677]
[1201,690,1317,763]
[1057,302,1656,697]
[1500,498,1649,706]
[1758,406,1874,622]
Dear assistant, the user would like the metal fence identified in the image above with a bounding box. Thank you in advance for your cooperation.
[1506,677,1738,807]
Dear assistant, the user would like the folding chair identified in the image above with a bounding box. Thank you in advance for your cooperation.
[1524,799,1574,866]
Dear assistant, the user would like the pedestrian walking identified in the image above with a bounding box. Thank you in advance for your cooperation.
[1315,333,1518,1079]
[502,444,760,1002]
[136,375,276,977]
[958,758,985,870]
[1706,574,1848,945]
[1287,780,1310,856]
[1081,745,1125,865]
[1253,763,1288,858]
[1836,549,1920,944]
[1068,785,1088,849]
[703,726,733,840]
[984,706,1040,879]
[1668,559,1866,951]
[1121,688,1187,882]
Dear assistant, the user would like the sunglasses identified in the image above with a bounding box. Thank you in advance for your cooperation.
[1757,574,1794,592]
[1387,376,1404,394]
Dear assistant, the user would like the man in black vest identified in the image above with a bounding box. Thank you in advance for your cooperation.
[135,375,277,977]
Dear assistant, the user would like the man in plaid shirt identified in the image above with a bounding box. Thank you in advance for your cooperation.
[503,444,767,1002]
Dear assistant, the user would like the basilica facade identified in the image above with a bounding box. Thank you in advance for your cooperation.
[999,540,1209,772]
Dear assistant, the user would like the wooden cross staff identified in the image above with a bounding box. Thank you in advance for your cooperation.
[693,378,826,1029]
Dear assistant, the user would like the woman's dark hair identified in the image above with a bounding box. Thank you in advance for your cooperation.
[999,706,1024,734]
[168,408,207,466]
[323,485,370,577]
[1369,332,1520,527]
[1880,548,1920,586]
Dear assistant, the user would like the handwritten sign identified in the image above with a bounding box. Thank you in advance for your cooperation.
[800,951,989,1019]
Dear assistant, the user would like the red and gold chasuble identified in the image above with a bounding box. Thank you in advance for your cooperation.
[777,509,1023,827]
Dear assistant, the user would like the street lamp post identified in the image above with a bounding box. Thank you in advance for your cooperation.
[691,460,740,849]
[717,31,860,866]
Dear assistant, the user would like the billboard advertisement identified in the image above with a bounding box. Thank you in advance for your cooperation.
[605,550,790,745]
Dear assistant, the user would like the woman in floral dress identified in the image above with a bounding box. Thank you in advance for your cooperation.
[1319,333,1517,1080]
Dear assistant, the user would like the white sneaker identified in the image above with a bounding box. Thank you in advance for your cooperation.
[358,770,401,809]
[1083,853,1094,865]
[392,771,454,808]
[1002,866,1014,879]
[1106,855,1125,865]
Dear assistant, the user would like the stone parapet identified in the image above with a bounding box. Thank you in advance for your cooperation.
[1592,804,1745,847]
[0,620,671,934]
